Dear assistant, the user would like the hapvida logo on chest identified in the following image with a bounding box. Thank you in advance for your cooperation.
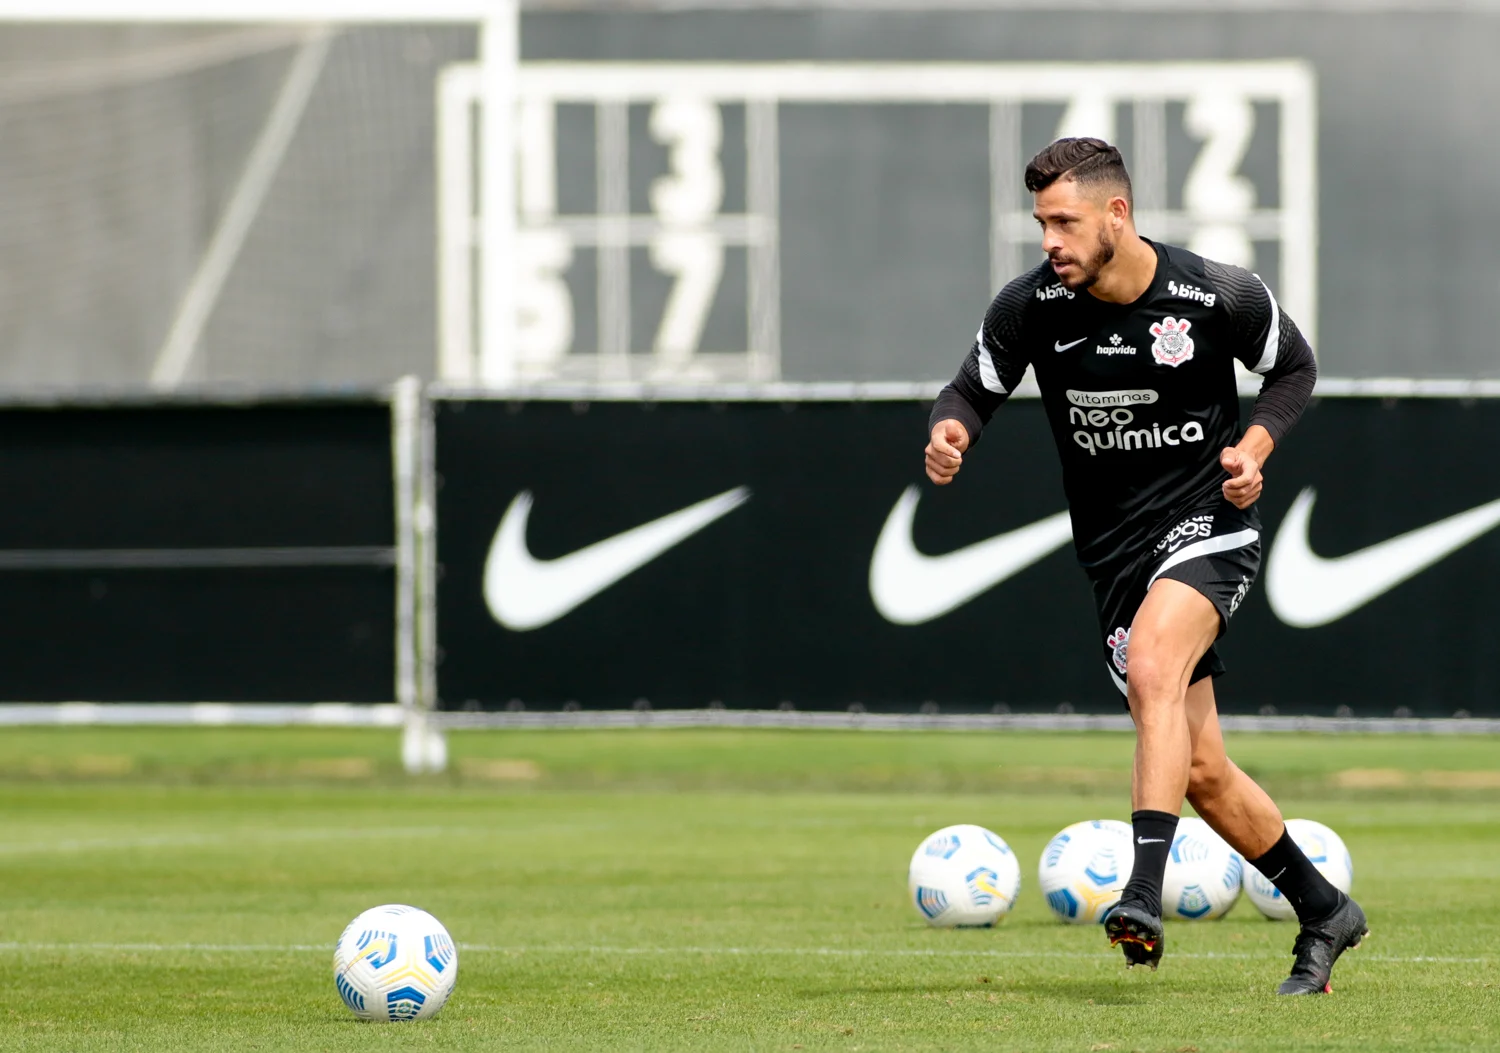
[1096,333,1136,356]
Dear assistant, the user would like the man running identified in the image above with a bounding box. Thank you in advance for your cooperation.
[924,137,1366,995]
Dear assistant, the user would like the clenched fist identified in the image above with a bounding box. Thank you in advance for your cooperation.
[1220,446,1263,509]
[925,419,971,486]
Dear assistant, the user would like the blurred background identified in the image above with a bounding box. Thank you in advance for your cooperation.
[4,2,1499,391]
[0,0,1497,731]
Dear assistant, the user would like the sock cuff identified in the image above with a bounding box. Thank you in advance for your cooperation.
[1131,809,1180,826]
[1246,825,1293,868]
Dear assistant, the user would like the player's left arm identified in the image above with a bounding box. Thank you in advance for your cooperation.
[1206,262,1318,510]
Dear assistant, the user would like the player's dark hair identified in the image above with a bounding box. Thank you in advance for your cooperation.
[1025,137,1133,205]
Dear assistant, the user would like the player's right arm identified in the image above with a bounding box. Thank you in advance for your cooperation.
[925,281,1033,485]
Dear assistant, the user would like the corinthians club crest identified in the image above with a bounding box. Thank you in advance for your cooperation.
[1107,627,1130,675]
[1149,316,1194,367]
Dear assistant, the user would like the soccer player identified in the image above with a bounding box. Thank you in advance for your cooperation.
[924,138,1366,994]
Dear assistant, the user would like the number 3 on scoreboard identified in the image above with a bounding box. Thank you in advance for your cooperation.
[649,98,725,361]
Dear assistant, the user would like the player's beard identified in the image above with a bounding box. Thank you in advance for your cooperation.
[1054,227,1116,291]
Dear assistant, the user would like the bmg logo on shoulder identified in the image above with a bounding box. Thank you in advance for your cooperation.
[1167,280,1217,308]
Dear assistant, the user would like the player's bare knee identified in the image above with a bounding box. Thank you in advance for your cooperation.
[1124,652,1185,711]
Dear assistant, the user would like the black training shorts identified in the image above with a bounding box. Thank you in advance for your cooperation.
[1091,498,1262,703]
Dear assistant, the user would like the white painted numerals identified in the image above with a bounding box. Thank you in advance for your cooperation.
[650,232,724,363]
[516,229,574,365]
[650,98,724,223]
[1183,93,1257,269]
[1055,93,1116,145]
[516,100,573,366]
[649,98,725,363]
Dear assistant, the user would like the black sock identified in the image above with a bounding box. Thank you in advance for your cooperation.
[1120,809,1179,917]
[1248,826,1341,923]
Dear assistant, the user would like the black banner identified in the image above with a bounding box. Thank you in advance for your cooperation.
[0,402,396,702]
[435,397,1500,716]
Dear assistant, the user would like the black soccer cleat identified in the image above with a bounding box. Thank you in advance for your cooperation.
[1103,898,1165,971]
[1277,892,1368,995]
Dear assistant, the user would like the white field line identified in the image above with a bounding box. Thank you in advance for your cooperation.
[0,942,1488,966]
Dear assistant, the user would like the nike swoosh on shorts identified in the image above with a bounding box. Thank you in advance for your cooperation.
[484,486,751,631]
[869,485,1073,625]
[1266,486,1500,628]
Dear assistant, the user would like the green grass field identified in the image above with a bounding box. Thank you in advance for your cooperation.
[3,726,1499,1052]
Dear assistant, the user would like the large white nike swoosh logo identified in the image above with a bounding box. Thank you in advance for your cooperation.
[484,486,750,631]
[869,486,1072,625]
[1266,487,1500,628]
[1055,337,1087,353]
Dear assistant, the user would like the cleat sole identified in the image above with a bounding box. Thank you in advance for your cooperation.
[1105,920,1163,968]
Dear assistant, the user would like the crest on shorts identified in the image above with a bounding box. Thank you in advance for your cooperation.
[1149,316,1195,367]
[1106,627,1130,675]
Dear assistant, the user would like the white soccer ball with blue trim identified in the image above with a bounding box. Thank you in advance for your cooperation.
[907,824,1022,927]
[1037,819,1134,924]
[1161,817,1244,920]
[333,904,458,1021]
[1243,818,1353,920]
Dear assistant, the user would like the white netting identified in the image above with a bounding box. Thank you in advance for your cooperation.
[0,22,477,391]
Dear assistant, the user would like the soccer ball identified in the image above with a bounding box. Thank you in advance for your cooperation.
[1161,817,1244,920]
[907,824,1022,927]
[1243,818,1353,921]
[333,904,458,1021]
[1037,820,1134,924]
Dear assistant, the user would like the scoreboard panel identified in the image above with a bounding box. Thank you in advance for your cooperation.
[438,61,1314,387]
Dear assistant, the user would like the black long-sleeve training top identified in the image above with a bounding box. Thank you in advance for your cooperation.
[930,238,1317,575]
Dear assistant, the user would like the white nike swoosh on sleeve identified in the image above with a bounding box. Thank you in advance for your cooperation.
[1266,486,1500,628]
[869,485,1073,625]
[484,486,750,631]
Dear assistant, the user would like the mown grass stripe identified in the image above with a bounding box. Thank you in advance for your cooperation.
[0,941,1488,965]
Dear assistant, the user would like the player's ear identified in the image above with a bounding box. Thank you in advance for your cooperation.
[1109,195,1130,228]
